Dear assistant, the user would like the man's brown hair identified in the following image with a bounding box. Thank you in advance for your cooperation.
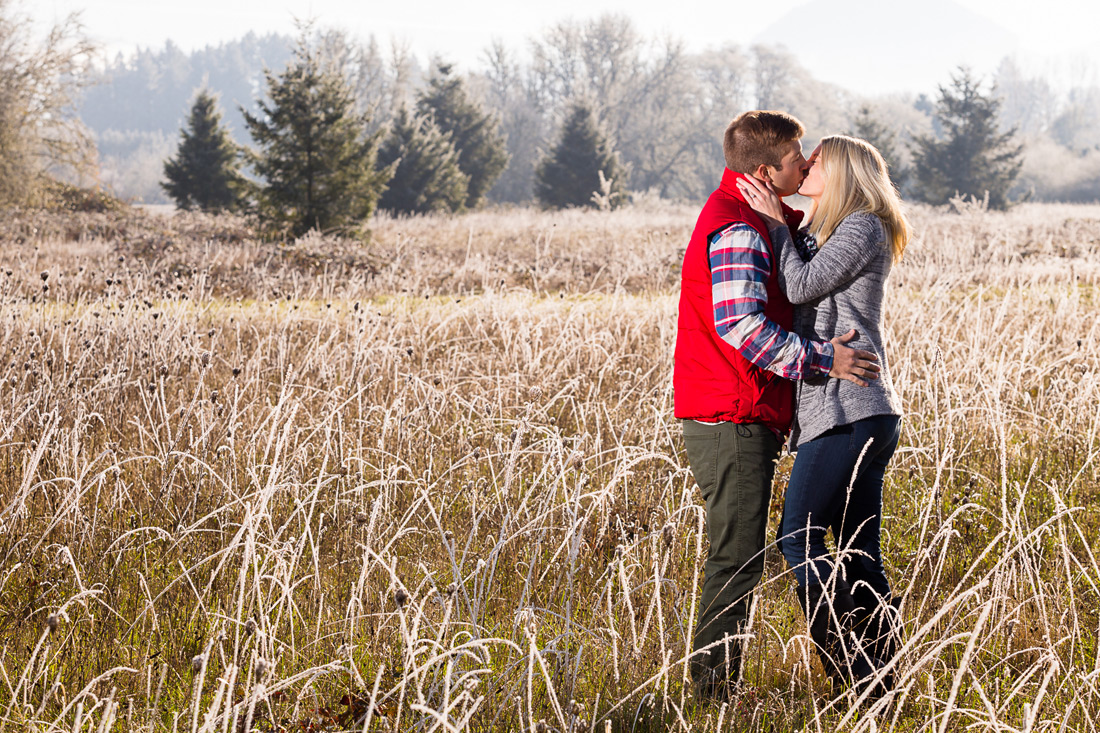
[723,110,805,173]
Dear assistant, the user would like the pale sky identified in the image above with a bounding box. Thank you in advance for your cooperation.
[33,0,1100,95]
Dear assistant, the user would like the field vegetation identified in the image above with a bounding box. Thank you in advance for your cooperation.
[1,200,1099,731]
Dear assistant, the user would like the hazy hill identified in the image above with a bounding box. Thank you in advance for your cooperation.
[756,0,1019,94]
[83,32,293,137]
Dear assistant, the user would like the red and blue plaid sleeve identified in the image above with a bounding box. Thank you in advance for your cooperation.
[709,223,833,379]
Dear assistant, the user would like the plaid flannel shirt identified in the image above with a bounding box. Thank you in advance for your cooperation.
[709,223,833,379]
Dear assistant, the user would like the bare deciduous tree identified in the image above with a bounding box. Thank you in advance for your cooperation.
[314,29,420,137]
[480,39,550,203]
[994,57,1056,137]
[0,0,96,204]
[751,44,794,110]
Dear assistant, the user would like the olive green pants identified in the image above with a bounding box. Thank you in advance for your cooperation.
[682,419,781,689]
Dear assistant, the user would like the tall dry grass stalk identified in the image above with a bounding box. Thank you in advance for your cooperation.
[0,201,1098,731]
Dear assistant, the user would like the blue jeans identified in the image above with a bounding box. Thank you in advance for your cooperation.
[779,414,901,595]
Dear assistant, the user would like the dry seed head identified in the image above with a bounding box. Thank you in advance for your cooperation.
[40,270,49,282]
[191,654,204,673]
[46,613,59,633]
[395,588,409,607]
[244,618,256,635]
[535,720,548,733]
[255,657,268,677]
[662,522,675,548]
[523,608,537,635]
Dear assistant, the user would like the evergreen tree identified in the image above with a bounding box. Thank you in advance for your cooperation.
[910,68,1023,210]
[536,102,626,210]
[376,106,468,215]
[416,62,508,209]
[162,90,245,211]
[851,105,909,192]
[242,31,390,237]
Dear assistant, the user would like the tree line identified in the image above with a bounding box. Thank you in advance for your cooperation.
[163,24,1025,236]
[4,7,1092,216]
[161,24,637,236]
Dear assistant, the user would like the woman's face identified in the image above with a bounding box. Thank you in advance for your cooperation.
[798,144,826,199]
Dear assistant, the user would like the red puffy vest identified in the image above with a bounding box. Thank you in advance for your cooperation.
[673,168,805,432]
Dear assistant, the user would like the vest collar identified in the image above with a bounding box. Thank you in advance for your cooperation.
[718,168,753,202]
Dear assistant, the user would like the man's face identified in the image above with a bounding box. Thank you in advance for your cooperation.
[760,139,810,197]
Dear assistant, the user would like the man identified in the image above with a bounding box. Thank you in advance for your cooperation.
[674,110,880,696]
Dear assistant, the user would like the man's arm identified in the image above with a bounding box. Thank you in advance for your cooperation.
[710,223,833,380]
[710,223,880,386]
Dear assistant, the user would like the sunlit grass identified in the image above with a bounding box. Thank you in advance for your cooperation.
[0,201,1099,731]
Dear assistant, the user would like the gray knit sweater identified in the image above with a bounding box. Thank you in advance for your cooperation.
[768,212,902,447]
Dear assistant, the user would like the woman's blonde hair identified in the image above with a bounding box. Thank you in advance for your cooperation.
[809,135,911,260]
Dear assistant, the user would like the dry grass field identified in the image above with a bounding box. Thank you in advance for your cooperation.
[1,199,1100,731]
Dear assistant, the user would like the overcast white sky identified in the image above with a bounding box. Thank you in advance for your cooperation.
[32,0,1100,95]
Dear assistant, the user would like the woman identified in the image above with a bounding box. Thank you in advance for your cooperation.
[736,135,910,693]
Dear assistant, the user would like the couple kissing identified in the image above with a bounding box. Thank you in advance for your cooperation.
[674,109,911,700]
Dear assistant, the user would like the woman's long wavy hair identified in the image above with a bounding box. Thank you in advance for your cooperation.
[810,135,911,260]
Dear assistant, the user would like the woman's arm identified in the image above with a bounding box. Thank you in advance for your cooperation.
[770,213,886,304]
